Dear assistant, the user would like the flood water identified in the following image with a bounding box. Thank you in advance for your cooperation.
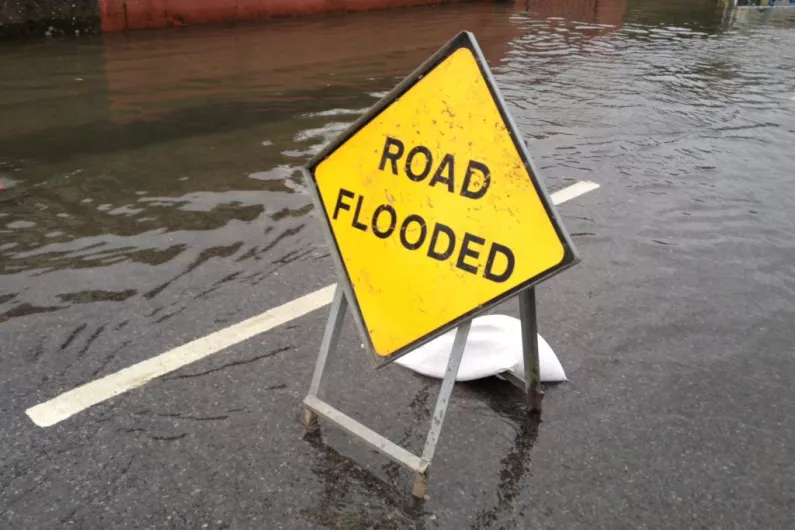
[0,0,793,322]
[2,0,795,528]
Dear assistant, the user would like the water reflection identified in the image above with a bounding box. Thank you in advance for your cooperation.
[0,0,792,358]
[0,3,530,320]
[299,377,544,529]
[463,380,542,530]
[302,429,430,530]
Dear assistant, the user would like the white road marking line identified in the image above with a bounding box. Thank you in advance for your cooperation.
[26,286,337,427]
[25,180,600,428]
[551,180,600,205]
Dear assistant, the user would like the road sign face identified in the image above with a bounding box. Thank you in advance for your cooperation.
[306,31,578,366]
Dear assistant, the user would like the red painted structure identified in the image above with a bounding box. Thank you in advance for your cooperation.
[99,0,488,32]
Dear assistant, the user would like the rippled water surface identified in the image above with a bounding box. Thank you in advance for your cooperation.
[0,0,793,319]
[2,1,795,529]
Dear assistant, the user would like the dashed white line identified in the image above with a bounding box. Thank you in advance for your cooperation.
[25,180,600,428]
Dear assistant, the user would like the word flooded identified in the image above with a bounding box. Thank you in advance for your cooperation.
[330,136,516,284]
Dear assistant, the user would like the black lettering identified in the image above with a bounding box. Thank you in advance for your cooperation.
[333,188,355,220]
[460,160,491,199]
[371,205,397,239]
[399,214,428,250]
[429,154,455,193]
[456,233,484,274]
[378,137,404,175]
[483,242,515,283]
[405,146,433,182]
[427,223,455,261]
[352,194,367,231]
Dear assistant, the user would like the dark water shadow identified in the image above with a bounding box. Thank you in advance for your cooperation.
[300,374,547,529]
[459,378,543,530]
[302,429,430,530]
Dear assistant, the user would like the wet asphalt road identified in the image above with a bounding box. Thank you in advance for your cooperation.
[2,0,795,528]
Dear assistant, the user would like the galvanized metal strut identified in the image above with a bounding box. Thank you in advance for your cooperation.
[301,285,543,498]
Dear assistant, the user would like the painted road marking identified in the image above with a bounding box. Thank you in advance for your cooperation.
[25,180,600,428]
[550,180,600,204]
[26,286,337,428]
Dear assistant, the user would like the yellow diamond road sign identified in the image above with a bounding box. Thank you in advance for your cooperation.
[305,31,579,367]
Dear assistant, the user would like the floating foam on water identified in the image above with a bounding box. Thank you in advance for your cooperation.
[301,107,369,118]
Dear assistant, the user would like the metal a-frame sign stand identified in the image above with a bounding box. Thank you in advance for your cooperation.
[300,30,579,499]
[302,286,545,498]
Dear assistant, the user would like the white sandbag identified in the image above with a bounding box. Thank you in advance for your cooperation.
[394,314,567,383]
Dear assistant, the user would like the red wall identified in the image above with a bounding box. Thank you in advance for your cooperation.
[100,0,486,32]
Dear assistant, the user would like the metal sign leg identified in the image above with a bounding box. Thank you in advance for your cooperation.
[413,320,471,498]
[302,286,347,431]
[519,288,544,413]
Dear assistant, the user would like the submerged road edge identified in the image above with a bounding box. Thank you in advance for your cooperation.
[25,180,600,428]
